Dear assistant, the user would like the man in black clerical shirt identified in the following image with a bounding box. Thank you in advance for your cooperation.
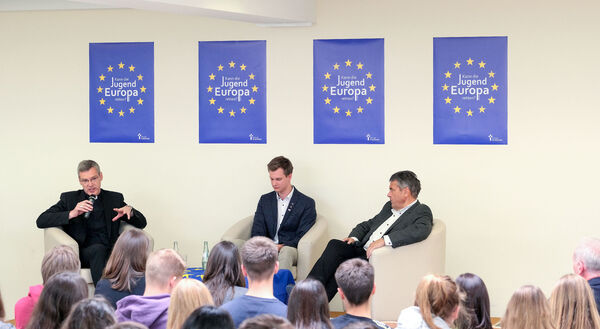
[37,160,146,285]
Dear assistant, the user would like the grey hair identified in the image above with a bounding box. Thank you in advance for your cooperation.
[77,160,101,175]
[389,170,421,198]
[574,237,600,272]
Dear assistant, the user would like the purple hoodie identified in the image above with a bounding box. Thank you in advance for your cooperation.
[116,294,170,329]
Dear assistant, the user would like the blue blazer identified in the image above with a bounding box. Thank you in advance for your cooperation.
[251,188,316,248]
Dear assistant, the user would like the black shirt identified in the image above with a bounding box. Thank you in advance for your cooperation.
[83,193,109,247]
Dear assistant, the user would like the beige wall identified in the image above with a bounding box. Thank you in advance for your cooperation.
[1,0,600,319]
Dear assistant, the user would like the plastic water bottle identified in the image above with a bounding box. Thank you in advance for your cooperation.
[202,241,209,269]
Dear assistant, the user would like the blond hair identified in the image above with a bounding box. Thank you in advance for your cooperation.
[166,279,214,329]
[41,245,81,284]
[413,274,460,329]
[145,249,186,288]
[550,274,600,329]
[502,285,555,329]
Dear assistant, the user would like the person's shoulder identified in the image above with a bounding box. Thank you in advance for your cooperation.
[412,201,433,216]
[258,191,276,202]
[60,190,82,199]
[95,278,111,290]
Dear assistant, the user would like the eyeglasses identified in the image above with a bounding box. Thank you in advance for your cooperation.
[79,176,100,184]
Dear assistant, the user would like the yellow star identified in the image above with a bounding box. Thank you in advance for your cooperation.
[249,98,255,105]
[488,96,496,104]
[466,58,474,65]
[119,110,124,117]
[324,72,331,79]
[229,110,235,117]
[454,62,461,69]
[118,62,125,69]
[442,84,449,91]
[333,63,340,70]
[249,73,255,80]
[209,73,215,80]
[99,74,105,81]
[324,97,331,104]
[107,107,114,113]
[137,74,143,81]
[99,98,106,105]
[129,107,135,114]
[217,107,224,113]
[129,65,135,72]
[454,106,461,113]
[491,83,499,91]
[218,65,224,71]
[366,97,373,104]
[209,98,216,105]
[345,59,352,67]
[357,62,364,69]
[467,109,473,117]
[479,106,486,113]
[107,65,113,72]
[240,107,247,114]
[229,61,235,68]
[444,71,452,78]
[333,106,340,113]
[240,64,247,71]
[137,98,144,105]
[97,87,103,93]
[479,60,486,68]
[140,86,147,93]
[369,84,376,92]
[345,110,352,117]
[252,85,258,92]
[357,106,363,113]
[207,86,213,93]
[366,72,373,79]
[488,71,495,78]
[322,85,329,92]
[444,97,451,104]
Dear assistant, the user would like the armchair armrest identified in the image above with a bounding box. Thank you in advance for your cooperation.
[44,227,79,257]
[296,215,329,280]
[221,216,254,248]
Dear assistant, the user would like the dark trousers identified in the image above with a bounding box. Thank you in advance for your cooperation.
[80,243,110,286]
[307,239,367,301]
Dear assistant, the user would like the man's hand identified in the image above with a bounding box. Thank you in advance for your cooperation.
[112,205,133,222]
[277,244,284,252]
[342,237,356,245]
[366,238,385,258]
[69,200,93,219]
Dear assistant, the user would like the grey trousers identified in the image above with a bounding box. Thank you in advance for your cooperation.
[278,246,298,271]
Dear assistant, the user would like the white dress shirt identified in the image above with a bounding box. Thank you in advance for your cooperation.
[359,199,418,250]
[273,187,294,244]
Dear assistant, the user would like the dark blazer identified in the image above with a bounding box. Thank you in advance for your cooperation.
[349,200,432,248]
[36,189,146,248]
[251,188,316,248]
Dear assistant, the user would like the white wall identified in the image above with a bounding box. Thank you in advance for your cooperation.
[1,0,600,319]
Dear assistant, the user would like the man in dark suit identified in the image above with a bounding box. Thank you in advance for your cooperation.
[573,237,600,314]
[251,156,316,271]
[308,170,433,301]
[37,160,146,285]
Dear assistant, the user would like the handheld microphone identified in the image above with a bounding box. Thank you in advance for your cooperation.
[84,195,98,219]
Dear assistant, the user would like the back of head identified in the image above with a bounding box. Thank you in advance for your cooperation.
[573,237,600,278]
[181,306,234,329]
[41,245,81,284]
[0,289,5,321]
[413,274,460,329]
[60,297,116,329]
[241,237,278,281]
[335,258,374,307]
[202,241,245,306]
[287,279,333,329]
[455,273,492,329]
[145,249,186,290]
[166,279,214,329]
[239,314,295,329]
[103,228,150,291]
[549,274,600,329]
[389,170,421,198]
[27,272,88,329]
[267,156,293,176]
[502,285,554,329]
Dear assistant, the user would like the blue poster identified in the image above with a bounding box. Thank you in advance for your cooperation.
[313,39,385,144]
[199,41,266,143]
[433,37,507,144]
[89,42,154,143]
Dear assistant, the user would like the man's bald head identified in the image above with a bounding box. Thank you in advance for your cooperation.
[146,249,186,289]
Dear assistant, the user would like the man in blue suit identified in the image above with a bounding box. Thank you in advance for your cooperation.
[251,156,317,271]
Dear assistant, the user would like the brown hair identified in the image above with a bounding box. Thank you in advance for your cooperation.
[145,249,186,288]
[413,274,460,329]
[0,289,5,320]
[41,245,81,284]
[241,237,278,281]
[166,279,214,329]
[102,228,150,291]
[502,285,555,329]
[334,258,374,306]
[267,156,293,176]
[239,314,294,329]
[109,322,149,329]
[203,241,246,306]
[549,274,600,329]
[287,279,333,329]
[60,297,116,329]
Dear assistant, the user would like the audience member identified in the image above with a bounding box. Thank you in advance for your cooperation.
[203,241,247,306]
[166,279,214,329]
[573,237,600,314]
[221,237,287,328]
[109,322,149,329]
[0,290,16,329]
[239,314,294,329]
[116,249,186,329]
[341,322,379,329]
[501,285,554,329]
[15,245,81,329]
[454,273,492,329]
[397,274,460,329]
[549,274,600,329]
[181,306,234,329]
[25,272,88,329]
[287,279,333,329]
[331,259,390,329]
[96,228,150,309]
[60,297,116,329]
